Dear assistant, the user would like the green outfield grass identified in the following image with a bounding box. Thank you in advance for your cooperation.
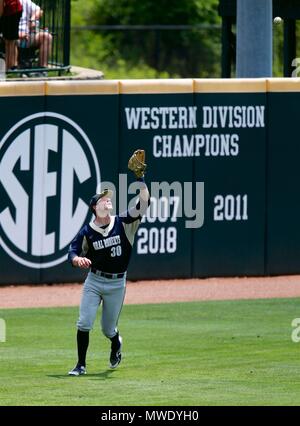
[0,298,300,406]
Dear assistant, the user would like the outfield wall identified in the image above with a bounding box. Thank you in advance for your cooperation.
[0,78,299,284]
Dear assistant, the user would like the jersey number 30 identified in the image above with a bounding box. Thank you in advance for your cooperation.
[111,245,122,257]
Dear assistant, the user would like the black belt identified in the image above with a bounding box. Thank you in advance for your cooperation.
[91,268,126,279]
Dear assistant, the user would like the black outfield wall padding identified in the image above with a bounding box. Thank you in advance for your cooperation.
[266,79,300,275]
[0,78,299,284]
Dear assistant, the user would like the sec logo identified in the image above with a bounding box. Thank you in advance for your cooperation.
[0,112,100,268]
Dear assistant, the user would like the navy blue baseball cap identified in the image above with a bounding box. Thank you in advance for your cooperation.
[89,189,113,214]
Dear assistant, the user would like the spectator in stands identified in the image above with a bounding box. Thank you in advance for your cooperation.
[19,0,52,69]
[0,0,23,70]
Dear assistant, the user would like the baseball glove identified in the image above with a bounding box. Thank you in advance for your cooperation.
[128,149,147,179]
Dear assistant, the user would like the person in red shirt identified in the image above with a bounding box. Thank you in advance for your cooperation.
[0,0,23,70]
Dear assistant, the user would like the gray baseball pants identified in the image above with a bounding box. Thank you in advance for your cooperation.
[77,271,126,338]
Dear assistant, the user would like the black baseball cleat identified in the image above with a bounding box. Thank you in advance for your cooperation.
[109,334,123,369]
[68,364,87,376]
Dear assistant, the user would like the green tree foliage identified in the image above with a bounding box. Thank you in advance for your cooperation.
[91,0,219,25]
[86,0,221,78]
[71,0,221,78]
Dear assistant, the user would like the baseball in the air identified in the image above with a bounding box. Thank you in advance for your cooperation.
[273,17,282,24]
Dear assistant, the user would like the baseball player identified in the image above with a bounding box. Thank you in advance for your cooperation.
[68,150,149,375]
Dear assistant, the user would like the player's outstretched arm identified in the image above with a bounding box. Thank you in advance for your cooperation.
[138,179,150,204]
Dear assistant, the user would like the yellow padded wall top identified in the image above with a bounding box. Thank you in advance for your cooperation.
[0,81,45,97]
[2,77,300,97]
[119,79,194,94]
[194,78,267,93]
[45,80,120,95]
[267,78,300,92]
